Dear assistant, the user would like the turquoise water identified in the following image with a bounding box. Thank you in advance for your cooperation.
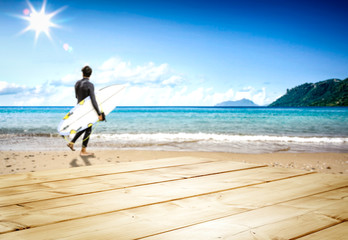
[0,106,347,152]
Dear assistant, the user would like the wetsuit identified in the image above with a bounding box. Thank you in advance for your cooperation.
[71,78,101,148]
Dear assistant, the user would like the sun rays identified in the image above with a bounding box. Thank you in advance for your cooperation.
[18,0,66,43]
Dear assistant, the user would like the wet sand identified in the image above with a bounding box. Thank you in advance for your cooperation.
[1,150,347,175]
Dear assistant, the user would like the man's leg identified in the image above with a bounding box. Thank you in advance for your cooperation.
[80,127,94,156]
[67,129,85,151]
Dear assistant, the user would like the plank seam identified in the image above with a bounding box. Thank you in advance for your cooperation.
[289,220,347,240]
[224,202,347,239]
[135,185,348,240]
[0,160,217,189]
[0,165,267,207]
[0,171,313,235]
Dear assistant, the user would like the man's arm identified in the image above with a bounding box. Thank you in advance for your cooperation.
[88,83,102,116]
[75,81,79,100]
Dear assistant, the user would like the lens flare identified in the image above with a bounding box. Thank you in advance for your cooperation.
[23,9,30,16]
[63,43,69,51]
[63,43,73,52]
[18,0,67,43]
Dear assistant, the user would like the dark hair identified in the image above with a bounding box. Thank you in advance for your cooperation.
[81,66,92,77]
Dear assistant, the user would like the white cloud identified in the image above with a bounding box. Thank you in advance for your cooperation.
[49,72,81,86]
[12,88,75,106]
[60,73,80,85]
[116,85,269,106]
[1,80,270,106]
[96,57,182,86]
[162,75,182,86]
[252,87,267,105]
[15,97,46,106]
[204,88,235,106]
[1,57,273,106]
[0,81,28,95]
[0,81,75,106]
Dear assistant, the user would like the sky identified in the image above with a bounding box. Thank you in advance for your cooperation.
[0,0,347,106]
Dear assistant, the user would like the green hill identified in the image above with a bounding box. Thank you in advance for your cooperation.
[269,78,348,107]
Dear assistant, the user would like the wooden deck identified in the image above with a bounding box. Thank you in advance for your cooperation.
[0,157,347,239]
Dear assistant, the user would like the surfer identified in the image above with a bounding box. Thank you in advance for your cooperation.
[67,66,103,156]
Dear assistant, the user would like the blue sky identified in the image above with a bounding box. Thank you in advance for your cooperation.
[0,0,347,106]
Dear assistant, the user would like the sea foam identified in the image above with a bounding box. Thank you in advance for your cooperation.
[94,133,348,144]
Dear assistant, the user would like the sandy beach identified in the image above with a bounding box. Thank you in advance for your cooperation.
[1,150,347,175]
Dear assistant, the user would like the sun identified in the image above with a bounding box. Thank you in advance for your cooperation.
[19,0,66,43]
[28,7,54,36]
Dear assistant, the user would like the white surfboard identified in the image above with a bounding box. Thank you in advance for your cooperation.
[57,84,125,136]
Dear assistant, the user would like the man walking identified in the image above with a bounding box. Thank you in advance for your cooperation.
[67,66,103,156]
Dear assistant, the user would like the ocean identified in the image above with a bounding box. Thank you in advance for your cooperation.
[0,106,347,153]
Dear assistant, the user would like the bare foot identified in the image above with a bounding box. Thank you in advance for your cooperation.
[67,142,75,151]
[80,151,95,156]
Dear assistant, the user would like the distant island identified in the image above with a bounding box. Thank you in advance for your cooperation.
[269,78,348,107]
[215,98,258,107]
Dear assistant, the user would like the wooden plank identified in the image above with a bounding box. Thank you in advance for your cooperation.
[214,196,348,240]
[142,211,333,240]
[228,213,340,240]
[0,157,214,188]
[1,176,346,239]
[0,195,250,240]
[141,188,348,240]
[296,222,348,240]
[0,160,265,207]
[280,188,348,221]
[0,166,310,234]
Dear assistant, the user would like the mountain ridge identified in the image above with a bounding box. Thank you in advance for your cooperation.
[215,98,258,107]
[269,78,348,107]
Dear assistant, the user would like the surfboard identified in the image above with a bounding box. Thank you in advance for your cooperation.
[57,84,125,136]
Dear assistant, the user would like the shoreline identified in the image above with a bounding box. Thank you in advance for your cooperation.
[1,150,347,176]
[1,134,347,154]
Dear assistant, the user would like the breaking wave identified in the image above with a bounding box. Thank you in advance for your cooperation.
[93,133,348,144]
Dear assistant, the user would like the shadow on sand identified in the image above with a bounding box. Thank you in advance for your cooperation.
[70,155,95,168]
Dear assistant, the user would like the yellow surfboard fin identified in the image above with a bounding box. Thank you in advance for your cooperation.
[63,112,72,120]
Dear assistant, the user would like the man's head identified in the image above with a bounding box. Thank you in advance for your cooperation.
[82,66,92,78]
